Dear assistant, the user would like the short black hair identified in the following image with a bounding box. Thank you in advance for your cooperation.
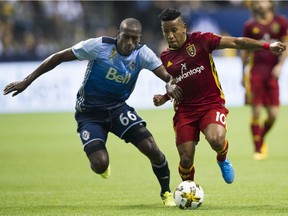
[159,8,181,21]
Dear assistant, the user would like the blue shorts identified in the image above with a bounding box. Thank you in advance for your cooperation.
[74,103,146,149]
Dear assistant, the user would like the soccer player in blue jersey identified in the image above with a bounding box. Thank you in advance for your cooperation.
[3,18,182,206]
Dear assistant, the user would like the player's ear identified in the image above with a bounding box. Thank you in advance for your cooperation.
[183,23,187,32]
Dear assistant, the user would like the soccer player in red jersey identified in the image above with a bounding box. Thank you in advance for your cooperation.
[153,8,286,184]
[241,0,288,160]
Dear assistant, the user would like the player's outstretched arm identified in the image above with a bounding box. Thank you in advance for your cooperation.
[218,36,286,55]
[3,48,77,97]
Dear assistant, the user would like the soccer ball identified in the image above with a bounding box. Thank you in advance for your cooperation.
[174,180,204,210]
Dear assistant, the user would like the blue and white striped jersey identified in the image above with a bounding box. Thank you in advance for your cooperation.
[72,37,162,111]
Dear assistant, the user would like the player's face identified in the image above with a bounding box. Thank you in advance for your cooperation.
[251,0,273,15]
[117,28,141,56]
[161,17,187,49]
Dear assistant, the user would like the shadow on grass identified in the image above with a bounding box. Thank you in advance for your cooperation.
[2,203,288,216]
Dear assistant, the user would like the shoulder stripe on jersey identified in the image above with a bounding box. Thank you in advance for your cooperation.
[209,54,225,100]
[102,37,116,44]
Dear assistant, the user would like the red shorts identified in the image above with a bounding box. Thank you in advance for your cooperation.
[249,78,279,106]
[173,106,229,145]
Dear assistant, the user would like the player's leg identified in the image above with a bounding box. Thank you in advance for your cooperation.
[173,114,200,182]
[75,111,110,178]
[112,104,174,206]
[260,79,280,157]
[176,141,197,181]
[258,105,279,158]
[122,123,175,206]
[263,105,279,136]
[201,108,234,184]
[204,123,227,157]
[204,123,234,184]
[251,104,263,153]
[250,77,266,159]
[85,141,110,179]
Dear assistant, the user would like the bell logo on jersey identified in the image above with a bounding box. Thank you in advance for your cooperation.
[106,67,131,84]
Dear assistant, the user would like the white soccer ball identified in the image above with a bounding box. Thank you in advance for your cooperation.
[174,180,204,210]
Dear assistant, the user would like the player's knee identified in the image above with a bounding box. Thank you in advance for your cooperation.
[180,154,193,168]
[85,141,109,174]
[89,156,109,174]
[138,137,164,163]
[84,140,106,156]
[90,162,108,174]
[206,133,225,151]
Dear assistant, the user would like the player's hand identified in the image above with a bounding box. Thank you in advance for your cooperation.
[269,41,286,55]
[3,80,29,97]
[165,79,182,103]
[153,94,167,107]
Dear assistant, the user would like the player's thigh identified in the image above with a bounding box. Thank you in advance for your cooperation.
[264,79,280,106]
[110,104,147,143]
[251,79,265,105]
[112,106,163,162]
[173,112,201,145]
[200,107,228,144]
[74,111,109,156]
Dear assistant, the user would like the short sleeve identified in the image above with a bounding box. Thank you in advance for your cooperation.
[139,45,162,71]
[72,37,102,60]
[198,32,221,52]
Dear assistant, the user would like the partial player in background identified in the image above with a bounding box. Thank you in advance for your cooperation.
[3,18,183,206]
[241,0,288,160]
[153,8,286,184]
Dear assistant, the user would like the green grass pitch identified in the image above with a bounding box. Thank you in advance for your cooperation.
[1,106,288,216]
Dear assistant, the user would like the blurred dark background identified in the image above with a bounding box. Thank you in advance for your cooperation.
[1,0,288,62]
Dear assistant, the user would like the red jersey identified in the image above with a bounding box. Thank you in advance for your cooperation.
[160,32,224,111]
[243,15,288,78]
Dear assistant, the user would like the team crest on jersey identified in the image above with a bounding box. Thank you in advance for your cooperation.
[81,130,90,141]
[271,22,280,34]
[129,61,135,70]
[186,44,196,57]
